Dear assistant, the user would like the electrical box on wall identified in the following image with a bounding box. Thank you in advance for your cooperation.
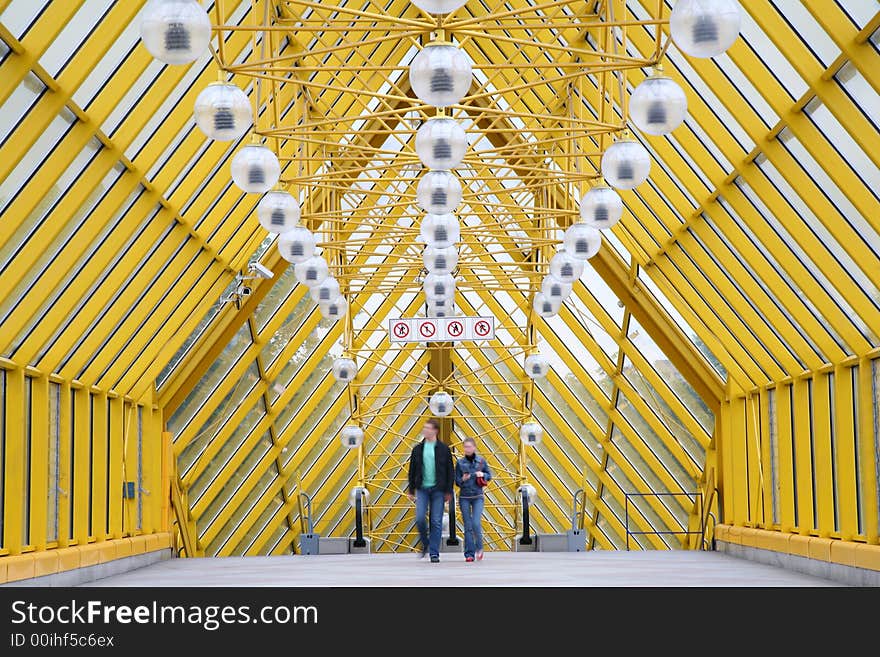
[123,482,136,499]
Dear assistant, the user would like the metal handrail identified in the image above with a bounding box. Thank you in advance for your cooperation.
[571,488,586,531]
[624,492,705,551]
[298,491,314,535]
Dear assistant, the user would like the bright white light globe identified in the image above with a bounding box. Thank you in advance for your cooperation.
[520,422,543,446]
[348,486,370,507]
[340,425,364,449]
[420,213,460,248]
[671,0,742,59]
[429,390,454,416]
[410,0,469,14]
[193,82,252,141]
[277,226,315,264]
[294,256,329,288]
[320,296,348,321]
[409,43,473,108]
[423,272,456,300]
[564,223,602,260]
[549,251,585,283]
[579,186,623,230]
[630,75,688,135]
[541,275,573,304]
[415,117,467,170]
[423,245,459,274]
[332,357,358,383]
[231,144,281,194]
[257,190,300,234]
[524,353,550,379]
[416,171,462,215]
[601,139,651,190]
[140,0,211,65]
[518,483,538,503]
[310,276,341,304]
[533,292,560,318]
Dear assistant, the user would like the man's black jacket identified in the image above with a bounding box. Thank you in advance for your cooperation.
[407,439,454,494]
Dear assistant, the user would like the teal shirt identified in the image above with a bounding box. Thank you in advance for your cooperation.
[421,439,437,488]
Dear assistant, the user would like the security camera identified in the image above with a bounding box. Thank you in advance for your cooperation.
[248,262,274,280]
[237,285,252,297]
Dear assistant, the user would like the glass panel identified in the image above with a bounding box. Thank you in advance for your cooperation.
[0,369,5,549]
[253,265,299,332]
[260,293,313,368]
[767,0,839,67]
[23,376,32,546]
[47,381,60,543]
[739,7,809,99]
[873,358,880,535]
[0,72,46,145]
[38,0,115,77]
[0,0,46,39]
[836,1,880,30]
[231,491,284,556]
[768,387,780,525]
[835,61,880,127]
[137,405,143,531]
[71,9,141,109]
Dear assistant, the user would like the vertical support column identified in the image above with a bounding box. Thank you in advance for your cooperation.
[857,357,878,544]
[29,374,48,550]
[91,391,108,542]
[57,381,71,547]
[72,387,90,546]
[108,395,124,539]
[3,367,25,554]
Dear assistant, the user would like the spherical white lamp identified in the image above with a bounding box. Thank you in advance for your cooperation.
[415,117,467,170]
[541,275,573,304]
[518,483,538,503]
[533,291,560,318]
[257,190,301,234]
[524,353,550,379]
[564,223,602,260]
[409,42,472,108]
[670,0,741,59]
[310,276,341,304]
[416,170,462,215]
[630,74,688,135]
[140,0,211,65]
[332,357,358,383]
[423,272,456,300]
[420,213,461,248]
[231,144,281,194]
[294,256,329,288]
[193,82,252,141]
[277,226,316,264]
[320,296,348,321]
[348,486,370,507]
[423,245,459,274]
[579,186,624,230]
[549,251,585,283]
[410,0,469,14]
[520,422,543,446]
[429,390,454,417]
[340,425,364,449]
[601,139,651,190]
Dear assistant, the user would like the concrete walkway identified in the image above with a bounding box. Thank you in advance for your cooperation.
[81,551,837,587]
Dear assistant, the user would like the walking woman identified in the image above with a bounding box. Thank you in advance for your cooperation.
[454,437,492,562]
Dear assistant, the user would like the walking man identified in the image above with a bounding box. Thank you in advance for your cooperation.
[407,418,454,562]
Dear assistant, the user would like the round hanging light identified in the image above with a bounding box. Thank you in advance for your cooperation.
[331,357,358,383]
[419,213,461,248]
[518,483,538,503]
[533,291,560,318]
[277,226,316,264]
[294,256,329,288]
[524,353,550,379]
[428,300,456,318]
[541,275,573,305]
[423,245,459,274]
[423,272,456,300]
[409,42,473,108]
[601,138,651,190]
[520,422,543,446]
[416,170,462,215]
[630,74,688,136]
[549,250,585,284]
[193,82,252,141]
[140,0,212,65]
[340,426,364,449]
[231,144,281,194]
[410,0,469,14]
[564,223,602,260]
[670,0,742,59]
[415,117,467,170]
[579,186,624,230]
[348,486,370,507]
[310,276,341,304]
[256,190,300,234]
[320,296,348,321]
[429,390,454,417]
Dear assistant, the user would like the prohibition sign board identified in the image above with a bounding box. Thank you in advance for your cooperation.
[391,320,410,339]
[447,320,464,338]
[474,319,492,338]
[419,321,436,338]
[388,316,495,343]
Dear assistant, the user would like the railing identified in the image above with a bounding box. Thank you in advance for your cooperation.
[624,492,705,551]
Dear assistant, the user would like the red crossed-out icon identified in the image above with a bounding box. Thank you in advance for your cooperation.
[447,320,464,337]
[419,321,436,338]
[474,320,491,337]
[392,321,410,338]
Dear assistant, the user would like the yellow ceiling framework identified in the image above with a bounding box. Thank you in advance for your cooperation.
[0,0,878,561]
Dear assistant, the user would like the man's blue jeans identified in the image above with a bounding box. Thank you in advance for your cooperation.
[459,495,484,558]
[415,486,445,557]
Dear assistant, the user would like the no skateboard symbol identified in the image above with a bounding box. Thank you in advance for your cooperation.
[474,320,491,337]
[419,321,436,338]
[392,322,410,338]
[447,320,464,337]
